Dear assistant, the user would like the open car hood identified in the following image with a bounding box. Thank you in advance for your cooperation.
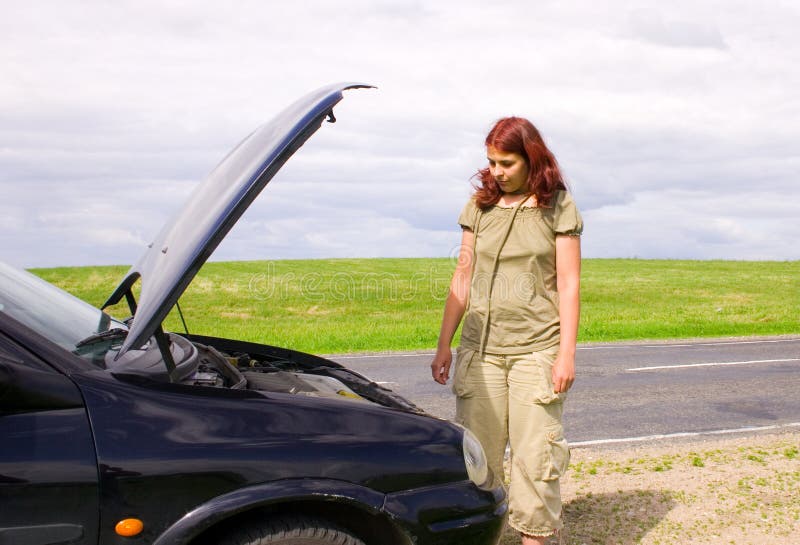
[104,83,373,360]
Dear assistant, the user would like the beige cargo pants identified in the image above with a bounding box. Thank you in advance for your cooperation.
[453,344,570,537]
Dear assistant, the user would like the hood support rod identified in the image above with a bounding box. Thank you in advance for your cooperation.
[120,287,177,382]
[124,290,138,315]
[154,325,178,382]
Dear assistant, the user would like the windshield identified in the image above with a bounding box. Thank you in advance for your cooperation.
[0,262,127,367]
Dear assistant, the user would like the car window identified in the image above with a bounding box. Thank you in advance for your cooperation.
[0,263,126,368]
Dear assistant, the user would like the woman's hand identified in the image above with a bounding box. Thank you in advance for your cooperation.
[430,228,473,385]
[552,351,575,393]
[430,346,453,384]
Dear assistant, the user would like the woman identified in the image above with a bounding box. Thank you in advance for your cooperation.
[430,117,582,544]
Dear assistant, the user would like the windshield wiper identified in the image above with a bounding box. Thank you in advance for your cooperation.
[75,328,129,348]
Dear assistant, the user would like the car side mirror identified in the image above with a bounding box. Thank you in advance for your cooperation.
[0,359,84,415]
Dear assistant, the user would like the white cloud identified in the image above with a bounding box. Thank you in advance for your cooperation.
[1,0,798,269]
[582,190,800,260]
[625,9,727,50]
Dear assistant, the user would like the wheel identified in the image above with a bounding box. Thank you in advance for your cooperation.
[216,516,367,545]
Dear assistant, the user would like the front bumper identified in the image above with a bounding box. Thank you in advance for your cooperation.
[383,480,507,545]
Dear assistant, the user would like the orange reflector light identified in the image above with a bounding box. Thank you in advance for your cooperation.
[115,518,144,537]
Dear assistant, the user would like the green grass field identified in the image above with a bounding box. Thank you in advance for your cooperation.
[32,258,799,354]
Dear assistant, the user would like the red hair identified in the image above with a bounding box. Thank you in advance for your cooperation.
[473,117,566,209]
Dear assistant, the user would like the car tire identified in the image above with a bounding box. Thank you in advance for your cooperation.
[216,516,367,545]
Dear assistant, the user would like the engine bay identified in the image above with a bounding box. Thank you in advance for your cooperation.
[103,333,412,409]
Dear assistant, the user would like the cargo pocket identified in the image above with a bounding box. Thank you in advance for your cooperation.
[540,422,570,481]
[514,346,564,405]
[451,347,477,398]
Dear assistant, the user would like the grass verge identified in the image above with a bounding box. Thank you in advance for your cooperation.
[32,258,800,354]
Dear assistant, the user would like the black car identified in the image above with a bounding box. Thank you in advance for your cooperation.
[0,83,506,545]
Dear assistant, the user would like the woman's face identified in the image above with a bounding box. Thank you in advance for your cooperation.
[487,146,530,194]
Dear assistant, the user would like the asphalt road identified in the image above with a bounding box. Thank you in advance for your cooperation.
[331,336,800,446]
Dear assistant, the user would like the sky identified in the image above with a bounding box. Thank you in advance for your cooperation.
[1,0,798,269]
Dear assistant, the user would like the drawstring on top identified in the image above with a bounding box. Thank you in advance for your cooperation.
[476,196,530,356]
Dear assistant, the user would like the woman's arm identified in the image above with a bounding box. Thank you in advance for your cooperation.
[430,229,474,384]
[552,234,581,393]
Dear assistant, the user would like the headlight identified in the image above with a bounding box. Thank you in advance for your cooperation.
[462,428,490,488]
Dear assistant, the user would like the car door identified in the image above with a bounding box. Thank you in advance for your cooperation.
[0,332,99,545]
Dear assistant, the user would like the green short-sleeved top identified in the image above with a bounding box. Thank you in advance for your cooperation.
[458,190,583,354]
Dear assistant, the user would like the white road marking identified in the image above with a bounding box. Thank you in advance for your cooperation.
[638,339,800,349]
[627,358,800,372]
[571,422,800,447]
[580,338,800,350]
[332,338,800,360]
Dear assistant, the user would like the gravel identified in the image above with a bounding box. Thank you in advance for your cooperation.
[498,431,799,545]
